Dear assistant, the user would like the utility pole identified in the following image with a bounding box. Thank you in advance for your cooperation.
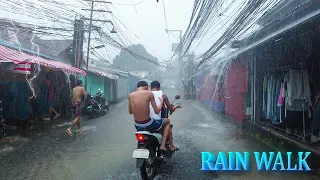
[82,0,112,90]
[73,19,84,69]
[166,29,183,94]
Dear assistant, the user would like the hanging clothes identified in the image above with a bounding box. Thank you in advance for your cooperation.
[266,75,272,119]
[277,83,285,123]
[285,70,312,118]
[262,75,268,118]
[272,76,281,123]
[312,102,320,133]
[262,74,285,123]
[278,83,285,106]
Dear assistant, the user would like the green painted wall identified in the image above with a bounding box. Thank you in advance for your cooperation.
[81,73,105,95]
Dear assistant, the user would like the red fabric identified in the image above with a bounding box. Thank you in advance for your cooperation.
[13,61,32,74]
[0,45,86,76]
[224,58,248,122]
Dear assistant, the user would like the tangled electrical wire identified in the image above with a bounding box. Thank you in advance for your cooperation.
[0,0,166,70]
[174,0,282,69]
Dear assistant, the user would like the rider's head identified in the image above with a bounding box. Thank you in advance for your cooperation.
[76,80,83,87]
[137,81,148,90]
[150,81,160,91]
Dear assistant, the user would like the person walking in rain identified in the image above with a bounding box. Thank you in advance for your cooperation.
[66,80,86,136]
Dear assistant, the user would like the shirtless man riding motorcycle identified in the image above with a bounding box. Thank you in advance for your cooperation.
[128,81,171,152]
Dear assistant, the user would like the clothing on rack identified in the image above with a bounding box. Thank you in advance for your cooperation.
[285,70,312,118]
[262,74,285,123]
[262,70,312,123]
[313,102,320,131]
[262,76,268,118]
[273,77,281,123]
[277,83,285,123]
[277,84,284,107]
[285,110,308,129]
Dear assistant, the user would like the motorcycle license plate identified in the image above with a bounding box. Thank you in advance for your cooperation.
[132,149,149,159]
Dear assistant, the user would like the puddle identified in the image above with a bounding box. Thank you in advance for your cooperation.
[197,123,213,128]
[81,126,97,132]
[105,172,140,180]
[0,136,29,143]
[53,122,72,128]
[0,144,14,153]
[154,174,177,180]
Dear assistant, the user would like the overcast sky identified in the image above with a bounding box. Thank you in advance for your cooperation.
[0,0,195,64]
[0,0,280,66]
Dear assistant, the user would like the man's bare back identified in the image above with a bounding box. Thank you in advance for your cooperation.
[73,86,86,103]
[128,90,153,121]
[128,90,163,122]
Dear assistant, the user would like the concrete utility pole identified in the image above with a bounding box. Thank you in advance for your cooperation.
[166,29,183,94]
[187,54,195,99]
[82,0,112,90]
[73,19,84,69]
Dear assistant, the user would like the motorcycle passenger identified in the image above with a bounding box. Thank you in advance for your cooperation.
[150,81,179,152]
[128,81,171,152]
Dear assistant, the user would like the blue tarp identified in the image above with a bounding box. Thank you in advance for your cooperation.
[34,84,49,115]
[1,82,29,120]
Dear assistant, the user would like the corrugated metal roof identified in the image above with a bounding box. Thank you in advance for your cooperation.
[0,19,72,59]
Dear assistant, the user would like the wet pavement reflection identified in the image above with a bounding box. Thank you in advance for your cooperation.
[0,89,319,180]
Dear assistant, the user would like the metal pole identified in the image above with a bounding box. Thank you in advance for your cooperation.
[178,30,182,96]
[85,0,94,90]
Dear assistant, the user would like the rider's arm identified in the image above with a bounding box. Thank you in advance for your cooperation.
[128,96,133,115]
[150,92,163,114]
[163,94,176,112]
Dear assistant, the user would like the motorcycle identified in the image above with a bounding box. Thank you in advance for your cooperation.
[132,95,181,180]
[94,90,110,111]
[82,93,106,119]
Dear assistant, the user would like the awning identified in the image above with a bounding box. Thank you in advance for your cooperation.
[13,60,32,74]
[0,45,86,76]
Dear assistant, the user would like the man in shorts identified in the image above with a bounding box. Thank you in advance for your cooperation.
[150,80,179,152]
[66,80,86,136]
[128,81,171,152]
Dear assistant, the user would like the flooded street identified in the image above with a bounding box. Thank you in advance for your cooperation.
[0,89,318,180]
[1,0,320,179]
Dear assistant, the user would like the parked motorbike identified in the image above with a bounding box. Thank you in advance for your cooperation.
[94,90,110,111]
[82,93,106,119]
[132,95,181,180]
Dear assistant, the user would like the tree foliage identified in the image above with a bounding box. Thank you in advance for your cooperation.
[113,44,160,72]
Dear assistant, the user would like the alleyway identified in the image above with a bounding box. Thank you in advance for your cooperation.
[0,89,319,180]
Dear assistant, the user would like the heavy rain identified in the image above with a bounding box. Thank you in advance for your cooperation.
[1,0,320,179]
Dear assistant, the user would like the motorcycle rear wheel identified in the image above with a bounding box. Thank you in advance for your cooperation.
[140,147,157,180]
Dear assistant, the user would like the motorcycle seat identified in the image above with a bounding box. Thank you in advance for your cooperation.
[137,129,162,134]
[136,124,173,132]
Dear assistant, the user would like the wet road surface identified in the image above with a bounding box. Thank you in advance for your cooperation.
[0,89,319,180]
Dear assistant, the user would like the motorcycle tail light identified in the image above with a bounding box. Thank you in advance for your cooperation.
[136,134,144,142]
